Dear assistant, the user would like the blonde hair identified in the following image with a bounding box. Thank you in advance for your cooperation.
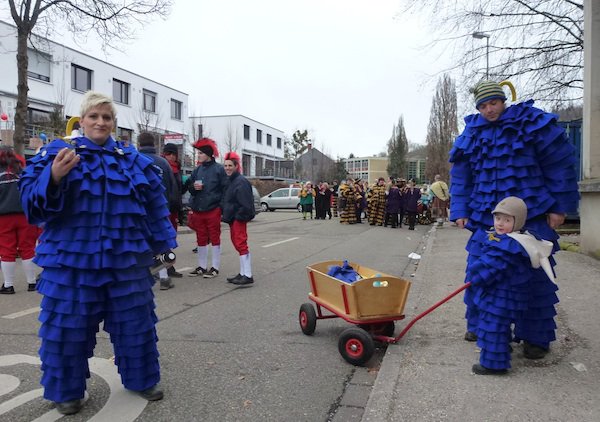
[80,91,117,119]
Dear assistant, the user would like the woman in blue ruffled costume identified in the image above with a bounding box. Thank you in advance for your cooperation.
[449,81,579,360]
[19,91,177,415]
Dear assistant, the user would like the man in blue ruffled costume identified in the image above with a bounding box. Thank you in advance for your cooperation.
[19,91,177,415]
[449,81,579,360]
[468,196,556,375]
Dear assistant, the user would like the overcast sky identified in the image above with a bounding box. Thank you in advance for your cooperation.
[9,0,454,158]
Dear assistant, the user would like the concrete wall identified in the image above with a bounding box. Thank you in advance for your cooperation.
[580,0,600,258]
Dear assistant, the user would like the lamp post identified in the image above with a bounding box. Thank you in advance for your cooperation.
[472,31,491,79]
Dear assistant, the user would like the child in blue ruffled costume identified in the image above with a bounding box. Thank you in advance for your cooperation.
[449,81,579,360]
[19,91,177,415]
[468,197,556,375]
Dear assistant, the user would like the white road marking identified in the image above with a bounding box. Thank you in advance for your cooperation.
[1,307,40,319]
[262,237,299,248]
[0,354,147,421]
[176,266,193,272]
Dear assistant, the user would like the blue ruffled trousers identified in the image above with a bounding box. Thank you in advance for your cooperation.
[38,268,160,403]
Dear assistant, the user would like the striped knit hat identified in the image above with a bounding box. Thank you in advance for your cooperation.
[474,81,507,109]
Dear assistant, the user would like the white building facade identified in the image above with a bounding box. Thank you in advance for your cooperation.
[191,114,286,178]
[0,20,191,165]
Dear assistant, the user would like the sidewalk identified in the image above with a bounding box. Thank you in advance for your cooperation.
[363,224,600,421]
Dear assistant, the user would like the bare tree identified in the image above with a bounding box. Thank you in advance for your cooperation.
[425,74,458,183]
[387,117,409,179]
[224,121,240,153]
[7,0,172,155]
[400,0,583,106]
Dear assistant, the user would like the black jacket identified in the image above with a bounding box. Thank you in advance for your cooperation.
[221,172,255,223]
[139,146,178,208]
[185,160,228,212]
[0,167,24,215]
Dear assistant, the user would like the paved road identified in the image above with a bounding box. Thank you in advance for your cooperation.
[0,211,428,421]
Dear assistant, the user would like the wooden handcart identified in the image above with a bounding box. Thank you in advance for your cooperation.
[298,260,469,365]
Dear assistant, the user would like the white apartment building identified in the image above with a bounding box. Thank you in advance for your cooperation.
[0,20,191,167]
[191,114,286,178]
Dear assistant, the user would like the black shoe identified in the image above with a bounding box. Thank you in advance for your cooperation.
[189,266,206,277]
[192,247,198,253]
[0,285,15,294]
[134,384,164,401]
[232,275,254,286]
[227,273,243,283]
[472,364,507,376]
[167,267,183,278]
[523,341,548,359]
[464,331,477,342]
[203,267,219,278]
[159,278,174,290]
[55,399,83,415]
[27,283,37,292]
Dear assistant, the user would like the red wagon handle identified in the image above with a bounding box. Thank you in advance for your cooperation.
[375,282,472,344]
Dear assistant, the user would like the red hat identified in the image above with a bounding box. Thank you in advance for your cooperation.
[193,137,219,158]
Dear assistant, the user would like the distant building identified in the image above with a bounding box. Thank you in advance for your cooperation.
[0,20,191,171]
[190,114,289,178]
[344,156,389,185]
[406,148,427,183]
[295,144,335,182]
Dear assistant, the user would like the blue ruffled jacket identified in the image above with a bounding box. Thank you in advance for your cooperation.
[449,100,579,230]
[19,137,178,281]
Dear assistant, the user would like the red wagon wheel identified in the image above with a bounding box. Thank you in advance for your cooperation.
[338,327,375,366]
[299,303,317,335]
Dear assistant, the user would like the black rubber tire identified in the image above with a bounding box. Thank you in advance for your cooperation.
[338,327,375,366]
[358,321,395,337]
[299,303,317,335]
[260,203,270,212]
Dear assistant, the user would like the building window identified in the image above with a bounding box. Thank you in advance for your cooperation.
[117,127,133,144]
[27,49,51,82]
[256,129,262,144]
[171,99,182,120]
[198,124,203,139]
[243,124,250,140]
[71,64,92,92]
[277,137,282,149]
[143,89,157,113]
[113,79,130,105]
[267,134,272,146]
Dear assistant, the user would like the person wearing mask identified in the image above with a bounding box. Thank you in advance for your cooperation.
[185,138,228,278]
[0,146,39,293]
[222,152,255,286]
[367,177,386,226]
[19,91,177,415]
[449,80,579,359]
[137,132,180,289]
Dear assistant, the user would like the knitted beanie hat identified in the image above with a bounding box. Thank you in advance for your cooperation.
[492,196,527,231]
[473,81,507,109]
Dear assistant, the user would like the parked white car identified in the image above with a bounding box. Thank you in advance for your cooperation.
[260,187,302,212]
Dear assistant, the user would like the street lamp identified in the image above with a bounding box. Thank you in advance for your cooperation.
[472,31,491,79]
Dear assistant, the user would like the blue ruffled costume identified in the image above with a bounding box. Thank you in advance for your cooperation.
[19,137,177,403]
[449,100,579,349]
[467,232,543,369]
